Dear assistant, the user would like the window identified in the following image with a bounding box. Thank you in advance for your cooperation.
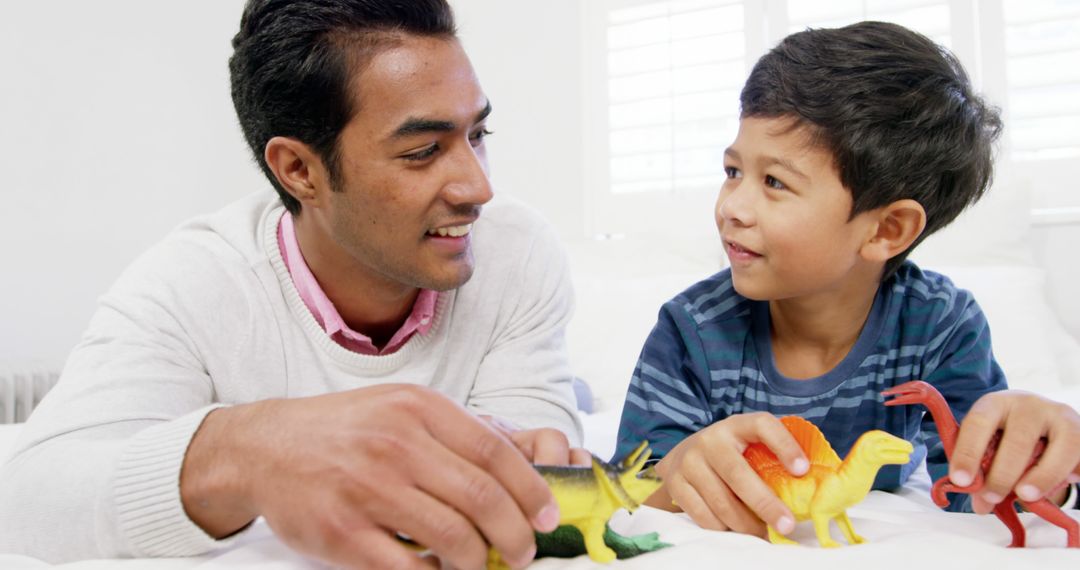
[606,0,745,195]
[1003,0,1080,158]
[584,0,1080,235]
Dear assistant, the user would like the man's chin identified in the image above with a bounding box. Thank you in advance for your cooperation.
[418,263,474,292]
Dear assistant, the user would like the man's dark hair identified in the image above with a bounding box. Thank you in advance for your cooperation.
[740,21,1003,279]
[230,0,457,214]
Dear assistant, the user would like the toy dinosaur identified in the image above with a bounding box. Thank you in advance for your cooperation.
[883,380,1079,548]
[744,415,914,547]
[487,441,668,568]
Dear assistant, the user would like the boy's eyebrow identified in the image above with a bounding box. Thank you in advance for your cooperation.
[725,147,811,183]
[389,100,493,139]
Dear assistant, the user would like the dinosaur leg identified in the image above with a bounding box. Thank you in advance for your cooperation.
[991,496,1026,548]
[583,519,617,563]
[812,514,841,548]
[766,525,798,546]
[835,512,865,545]
[1020,498,1080,548]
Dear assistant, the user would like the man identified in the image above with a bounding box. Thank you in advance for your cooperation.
[0,1,584,569]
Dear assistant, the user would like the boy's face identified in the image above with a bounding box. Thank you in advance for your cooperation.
[716,116,879,300]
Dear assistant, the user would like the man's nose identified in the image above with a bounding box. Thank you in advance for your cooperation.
[443,144,493,207]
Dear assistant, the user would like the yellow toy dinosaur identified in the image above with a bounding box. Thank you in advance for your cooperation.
[487,441,668,568]
[744,416,914,547]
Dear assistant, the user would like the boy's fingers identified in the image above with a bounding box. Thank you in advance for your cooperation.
[981,419,1044,504]
[951,397,1005,485]
[710,452,794,536]
[1014,421,1080,503]
[666,471,728,531]
[684,453,764,536]
[740,414,809,476]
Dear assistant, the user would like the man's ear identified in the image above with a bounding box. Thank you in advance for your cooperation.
[860,199,927,262]
[264,136,332,208]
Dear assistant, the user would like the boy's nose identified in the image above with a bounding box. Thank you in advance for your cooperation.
[716,189,753,228]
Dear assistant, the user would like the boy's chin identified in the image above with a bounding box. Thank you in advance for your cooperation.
[730,276,772,301]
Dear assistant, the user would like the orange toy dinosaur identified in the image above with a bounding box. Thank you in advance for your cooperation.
[883,380,1079,548]
[744,415,914,547]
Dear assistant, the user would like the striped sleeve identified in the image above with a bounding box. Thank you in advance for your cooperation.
[613,300,713,462]
[918,286,1008,512]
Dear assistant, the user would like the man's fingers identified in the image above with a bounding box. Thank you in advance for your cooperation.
[569,447,593,467]
[418,392,559,533]
[411,440,540,568]
[951,396,1005,487]
[520,428,571,466]
[303,517,439,570]
[369,486,508,570]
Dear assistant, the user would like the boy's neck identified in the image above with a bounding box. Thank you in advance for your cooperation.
[768,272,881,380]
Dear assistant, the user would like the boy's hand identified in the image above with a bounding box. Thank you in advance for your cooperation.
[646,412,808,537]
[950,390,1080,513]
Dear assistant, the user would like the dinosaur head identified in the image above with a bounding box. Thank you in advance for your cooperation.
[616,442,663,509]
[853,430,915,466]
[882,380,936,408]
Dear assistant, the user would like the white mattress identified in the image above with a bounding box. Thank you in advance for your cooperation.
[2,389,1080,568]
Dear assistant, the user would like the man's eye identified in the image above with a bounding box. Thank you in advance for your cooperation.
[724,166,741,179]
[470,128,493,145]
[765,175,786,190]
[403,144,439,161]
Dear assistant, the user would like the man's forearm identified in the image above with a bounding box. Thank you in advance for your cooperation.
[180,404,264,538]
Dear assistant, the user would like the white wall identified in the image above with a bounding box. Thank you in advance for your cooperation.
[0,1,587,366]
[0,1,262,364]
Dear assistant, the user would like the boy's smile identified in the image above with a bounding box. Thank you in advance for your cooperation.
[716,116,881,303]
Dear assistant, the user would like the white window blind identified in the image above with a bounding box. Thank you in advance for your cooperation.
[1003,0,1080,158]
[606,0,745,194]
[787,0,951,48]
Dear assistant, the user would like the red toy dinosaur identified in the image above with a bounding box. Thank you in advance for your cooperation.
[883,380,1078,548]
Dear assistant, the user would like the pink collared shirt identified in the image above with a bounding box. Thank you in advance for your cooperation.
[277,212,437,355]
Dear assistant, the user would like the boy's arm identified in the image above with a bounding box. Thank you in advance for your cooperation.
[612,301,713,463]
[919,293,1006,512]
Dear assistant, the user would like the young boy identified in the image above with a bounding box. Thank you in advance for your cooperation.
[614,21,1080,539]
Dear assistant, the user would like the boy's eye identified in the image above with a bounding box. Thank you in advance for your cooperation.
[403,144,439,162]
[765,175,787,190]
[470,128,493,146]
[724,166,742,179]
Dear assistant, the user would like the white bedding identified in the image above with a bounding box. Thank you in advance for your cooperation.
[3,390,1080,569]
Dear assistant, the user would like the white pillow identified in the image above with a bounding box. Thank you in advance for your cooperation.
[565,234,723,410]
[918,265,1078,393]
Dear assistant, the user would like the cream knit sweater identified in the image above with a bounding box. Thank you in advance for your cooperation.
[0,191,581,562]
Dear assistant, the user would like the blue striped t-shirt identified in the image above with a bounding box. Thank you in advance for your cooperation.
[614,261,1008,512]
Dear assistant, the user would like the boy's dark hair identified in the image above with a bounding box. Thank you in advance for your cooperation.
[230,0,457,214]
[740,21,1003,279]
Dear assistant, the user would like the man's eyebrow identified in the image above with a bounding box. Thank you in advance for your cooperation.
[725,147,810,182]
[390,100,493,139]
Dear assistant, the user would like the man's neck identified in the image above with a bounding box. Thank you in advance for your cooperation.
[293,216,419,346]
[767,271,881,379]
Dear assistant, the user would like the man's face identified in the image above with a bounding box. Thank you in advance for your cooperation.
[715,116,878,300]
[319,35,493,292]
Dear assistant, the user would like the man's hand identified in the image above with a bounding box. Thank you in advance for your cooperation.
[645,412,807,538]
[180,384,563,570]
[949,390,1080,513]
[480,416,591,467]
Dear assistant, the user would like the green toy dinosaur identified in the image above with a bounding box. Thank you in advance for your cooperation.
[487,441,670,568]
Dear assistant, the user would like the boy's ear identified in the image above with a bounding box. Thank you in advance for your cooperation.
[264,136,333,208]
[860,199,927,262]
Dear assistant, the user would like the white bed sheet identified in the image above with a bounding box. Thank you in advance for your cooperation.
[3,389,1080,569]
